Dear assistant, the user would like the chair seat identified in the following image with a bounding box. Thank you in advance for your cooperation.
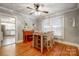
[43,31,54,51]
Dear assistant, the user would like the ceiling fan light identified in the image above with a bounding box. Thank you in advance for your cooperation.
[34,11,41,15]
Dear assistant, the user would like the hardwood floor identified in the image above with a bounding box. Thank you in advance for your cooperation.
[0,41,79,56]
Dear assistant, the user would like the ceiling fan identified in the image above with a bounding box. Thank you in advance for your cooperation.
[26,3,49,15]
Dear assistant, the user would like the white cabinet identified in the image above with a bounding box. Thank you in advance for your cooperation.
[0,32,3,41]
[0,32,3,47]
[0,19,3,41]
[4,30,15,35]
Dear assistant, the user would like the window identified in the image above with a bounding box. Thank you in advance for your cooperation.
[42,16,64,39]
[42,19,50,32]
[51,16,64,39]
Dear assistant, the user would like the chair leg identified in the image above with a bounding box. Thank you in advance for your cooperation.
[50,40,53,49]
[47,41,51,51]
[47,42,49,51]
[47,46,49,51]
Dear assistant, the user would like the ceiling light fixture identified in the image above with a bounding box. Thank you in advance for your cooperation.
[34,11,41,15]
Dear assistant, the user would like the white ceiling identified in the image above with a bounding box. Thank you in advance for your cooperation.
[0,3,77,16]
[0,3,78,25]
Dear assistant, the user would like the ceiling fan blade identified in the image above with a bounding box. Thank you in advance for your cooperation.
[29,12,34,15]
[42,11,48,13]
[26,7,33,9]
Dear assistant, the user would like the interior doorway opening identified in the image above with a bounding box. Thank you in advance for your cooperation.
[1,17,16,46]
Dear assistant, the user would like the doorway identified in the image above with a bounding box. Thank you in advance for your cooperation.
[1,17,16,46]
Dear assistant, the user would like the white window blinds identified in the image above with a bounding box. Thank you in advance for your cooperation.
[42,16,64,39]
[51,16,64,39]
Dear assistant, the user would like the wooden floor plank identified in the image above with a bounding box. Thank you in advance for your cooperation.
[0,41,79,56]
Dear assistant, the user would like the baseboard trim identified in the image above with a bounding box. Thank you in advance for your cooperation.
[16,40,23,43]
[54,40,79,48]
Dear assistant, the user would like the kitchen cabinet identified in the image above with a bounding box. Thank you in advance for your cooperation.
[23,31,33,43]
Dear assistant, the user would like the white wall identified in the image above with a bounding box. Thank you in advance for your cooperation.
[15,15,25,43]
[62,9,79,45]
[0,19,1,47]
[35,17,42,31]
[15,14,37,43]
[75,9,79,44]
